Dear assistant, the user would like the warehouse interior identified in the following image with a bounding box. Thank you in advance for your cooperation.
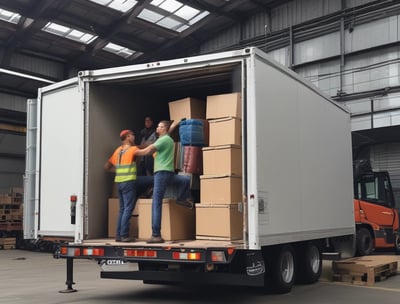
[1,0,400,212]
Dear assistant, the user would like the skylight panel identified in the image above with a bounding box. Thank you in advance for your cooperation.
[159,0,182,13]
[138,0,209,32]
[42,22,97,45]
[175,6,199,20]
[89,0,138,13]
[0,8,21,24]
[138,9,164,23]
[103,42,141,60]
[189,11,209,25]
[157,16,181,29]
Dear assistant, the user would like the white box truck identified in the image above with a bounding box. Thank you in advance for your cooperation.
[24,47,355,293]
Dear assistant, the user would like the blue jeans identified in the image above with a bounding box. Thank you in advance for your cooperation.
[151,171,190,237]
[116,180,136,238]
[136,175,154,197]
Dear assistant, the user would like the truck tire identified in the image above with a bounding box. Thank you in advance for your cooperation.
[395,234,400,254]
[356,227,373,256]
[296,243,322,284]
[265,245,296,294]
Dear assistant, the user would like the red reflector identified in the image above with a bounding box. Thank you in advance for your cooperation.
[60,247,80,256]
[82,248,104,256]
[124,249,157,257]
[227,247,235,255]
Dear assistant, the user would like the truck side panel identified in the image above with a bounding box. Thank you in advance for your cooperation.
[247,52,354,247]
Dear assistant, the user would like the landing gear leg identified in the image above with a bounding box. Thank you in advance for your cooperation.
[59,257,77,293]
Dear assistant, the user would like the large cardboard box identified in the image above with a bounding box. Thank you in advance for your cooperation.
[108,198,139,238]
[168,97,206,122]
[200,175,242,204]
[195,203,243,240]
[209,117,241,146]
[202,145,241,176]
[206,92,241,119]
[138,198,195,241]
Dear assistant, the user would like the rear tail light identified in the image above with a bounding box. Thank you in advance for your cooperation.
[172,252,201,260]
[124,249,157,257]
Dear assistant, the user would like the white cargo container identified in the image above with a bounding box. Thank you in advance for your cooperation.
[24,47,354,293]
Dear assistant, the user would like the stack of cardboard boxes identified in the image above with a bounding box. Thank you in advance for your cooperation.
[196,93,243,240]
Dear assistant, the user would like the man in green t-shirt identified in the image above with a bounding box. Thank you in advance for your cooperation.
[136,120,192,243]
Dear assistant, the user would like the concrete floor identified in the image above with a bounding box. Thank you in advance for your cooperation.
[0,249,399,304]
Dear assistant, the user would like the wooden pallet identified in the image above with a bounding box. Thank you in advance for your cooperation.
[0,221,22,231]
[0,237,16,250]
[332,256,398,286]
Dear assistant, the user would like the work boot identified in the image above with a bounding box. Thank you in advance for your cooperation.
[121,237,136,242]
[176,199,193,209]
[146,236,164,243]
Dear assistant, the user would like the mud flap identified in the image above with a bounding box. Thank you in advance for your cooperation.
[246,251,265,276]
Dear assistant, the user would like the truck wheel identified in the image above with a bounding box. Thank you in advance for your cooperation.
[265,245,296,294]
[356,227,373,256]
[395,234,400,254]
[296,243,322,284]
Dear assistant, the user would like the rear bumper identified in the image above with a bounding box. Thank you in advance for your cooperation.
[101,269,264,287]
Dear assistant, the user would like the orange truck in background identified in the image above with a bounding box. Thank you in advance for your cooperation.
[353,160,400,256]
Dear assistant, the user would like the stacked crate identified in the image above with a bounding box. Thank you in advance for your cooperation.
[196,93,244,240]
[0,187,23,235]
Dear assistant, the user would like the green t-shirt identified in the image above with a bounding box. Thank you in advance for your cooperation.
[153,134,174,172]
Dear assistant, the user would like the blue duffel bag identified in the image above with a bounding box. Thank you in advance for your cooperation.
[179,119,205,146]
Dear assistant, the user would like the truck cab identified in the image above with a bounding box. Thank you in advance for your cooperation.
[353,169,400,256]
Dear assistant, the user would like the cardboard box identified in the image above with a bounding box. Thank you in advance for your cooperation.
[200,175,242,204]
[195,204,243,240]
[206,93,241,119]
[209,117,241,146]
[138,198,195,241]
[203,145,241,176]
[108,198,139,238]
[168,97,206,122]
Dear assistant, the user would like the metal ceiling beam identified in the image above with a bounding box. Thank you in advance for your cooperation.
[179,0,246,22]
[1,0,69,66]
[89,0,154,54]
[136,0,250,63]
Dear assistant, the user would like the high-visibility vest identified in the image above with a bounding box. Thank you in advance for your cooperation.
[110,146,138,183]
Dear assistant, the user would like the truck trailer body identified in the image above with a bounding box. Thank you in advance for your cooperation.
[24,47,355,293]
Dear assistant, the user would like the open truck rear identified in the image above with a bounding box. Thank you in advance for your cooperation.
[24,47,355,293]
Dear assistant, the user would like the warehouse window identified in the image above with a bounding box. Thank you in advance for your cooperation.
[138,0,209,32]
[103,42,142,60]
[0,8,21,24]
[89,0,138,13]
[42,22,98,44]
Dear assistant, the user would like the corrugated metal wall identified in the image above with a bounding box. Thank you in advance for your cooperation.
[0,93,26,112]
[199,0,400,132]
[270,0,341,31]
[370,143,400,210]
[10,53,65,79]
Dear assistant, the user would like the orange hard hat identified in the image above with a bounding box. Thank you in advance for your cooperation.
[120,129,133,138]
